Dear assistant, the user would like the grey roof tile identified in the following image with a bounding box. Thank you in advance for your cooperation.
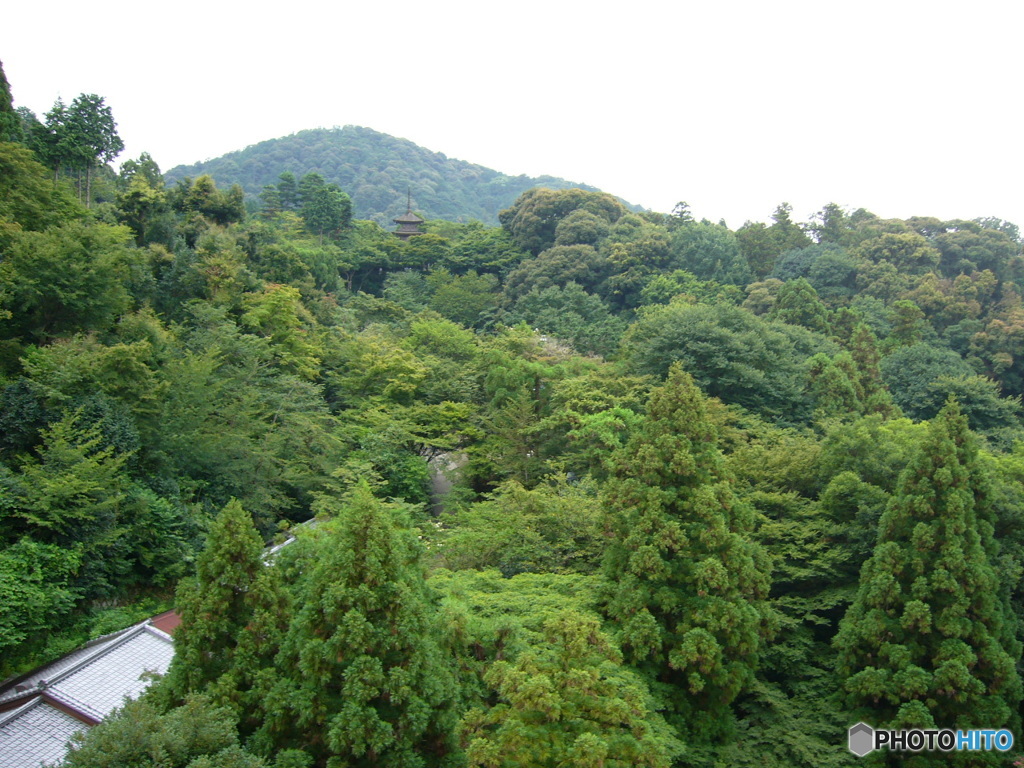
[0,627,134,708]
[0,698,85,768]
[0,619,175,767]
[50,628,173,719]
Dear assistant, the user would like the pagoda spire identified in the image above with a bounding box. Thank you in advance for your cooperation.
[393,189,424,241]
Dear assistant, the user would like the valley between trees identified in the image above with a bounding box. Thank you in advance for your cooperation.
[3,63,1024,767]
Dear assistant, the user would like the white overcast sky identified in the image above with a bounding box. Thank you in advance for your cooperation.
[3,0,1021,229]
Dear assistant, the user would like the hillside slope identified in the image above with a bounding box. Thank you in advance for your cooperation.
[164,126,636,225]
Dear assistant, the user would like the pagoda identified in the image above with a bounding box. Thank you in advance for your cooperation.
[393,190,424,240]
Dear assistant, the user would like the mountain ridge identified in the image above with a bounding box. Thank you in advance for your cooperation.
[164,125,641,226]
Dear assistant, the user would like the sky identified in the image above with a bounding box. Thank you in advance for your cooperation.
[3,0,1022,229]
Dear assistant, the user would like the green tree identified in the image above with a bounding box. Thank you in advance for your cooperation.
[0,141,80,234]
[427,268,499,328]
[602,365,774,739]
[805,351,863,418]
[835,402,1022,750]
[0,537,80,666]
[769,278,830,333]
[623,301,832,423]
[505,282,627,356]
[277,171,298,210]
[38,97,76,181]
[241,284,323,380]
[499,188,627,255]
[736,203,812,279]
[116,172,169,245]
[254,482,459,767]
[878,343,1013,429]
[66,93,124,206]
[669,221,752,286]
[165,498,264,699]
[301,182,352,243]
[441,476,605,575]
[1,408,136,605]
[63,694,269,768]
[1,221,134,341]
[460,611,684,768]
[172,174,246,227]
[503,244,610,301]
[0,59,19,142]
[258,184,282,217]
[118,151,163,188]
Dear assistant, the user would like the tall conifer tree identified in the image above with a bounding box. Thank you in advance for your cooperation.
[165,498,264,699]
[254,482,459,767]
[602,364,773,739]
[835,401,1021,745]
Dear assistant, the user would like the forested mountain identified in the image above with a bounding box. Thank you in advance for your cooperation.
[164,126,634,226]
[6,61,1024,768]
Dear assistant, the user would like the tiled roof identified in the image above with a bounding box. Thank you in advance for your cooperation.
[0,699,84,768]
[0,630,131,710]
[47,627,175,721]
[0,618,175,767]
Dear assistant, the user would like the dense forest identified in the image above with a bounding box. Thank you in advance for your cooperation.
[163,126,635,227]
[4,61,1024,767]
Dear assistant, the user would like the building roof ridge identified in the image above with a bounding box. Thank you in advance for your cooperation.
[36,622,150,694]
[0,697,40,730]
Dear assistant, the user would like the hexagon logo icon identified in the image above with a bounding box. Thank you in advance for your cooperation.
[848,722,875,756]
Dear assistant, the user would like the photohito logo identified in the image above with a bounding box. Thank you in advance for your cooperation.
[847,723,1014,756]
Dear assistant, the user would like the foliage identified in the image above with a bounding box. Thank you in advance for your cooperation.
[499,188,628,256]
[63,694,269,768]
[0,141,80,233]
[460,611,684,768]
[0,536,80,659]
[440,475,604,575]
[835,403,1022,743]
[253,483,460,767]
[1,221,135,341]
[623,300,834,423]
[669,221,751,285]
[504,282,627,356]
[602,365,775,740]
[165,498,264,699]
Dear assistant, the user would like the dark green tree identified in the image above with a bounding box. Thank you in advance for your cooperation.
[301,182,352,243]
[769,278,830,333]
[835,401,1022,751]
[165,498,264,699]
[63,694,270,768]
[669,221,752,286]
[623,301,831,423]
[602,365,774,740]
[503,244,610,300]
[172,175,246,227]
[0,59,20,142]
[737,203,813,279]
[258,184,282,217]
[499,188,626,255]
[277,171,298,210]
[253,482,459,767]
